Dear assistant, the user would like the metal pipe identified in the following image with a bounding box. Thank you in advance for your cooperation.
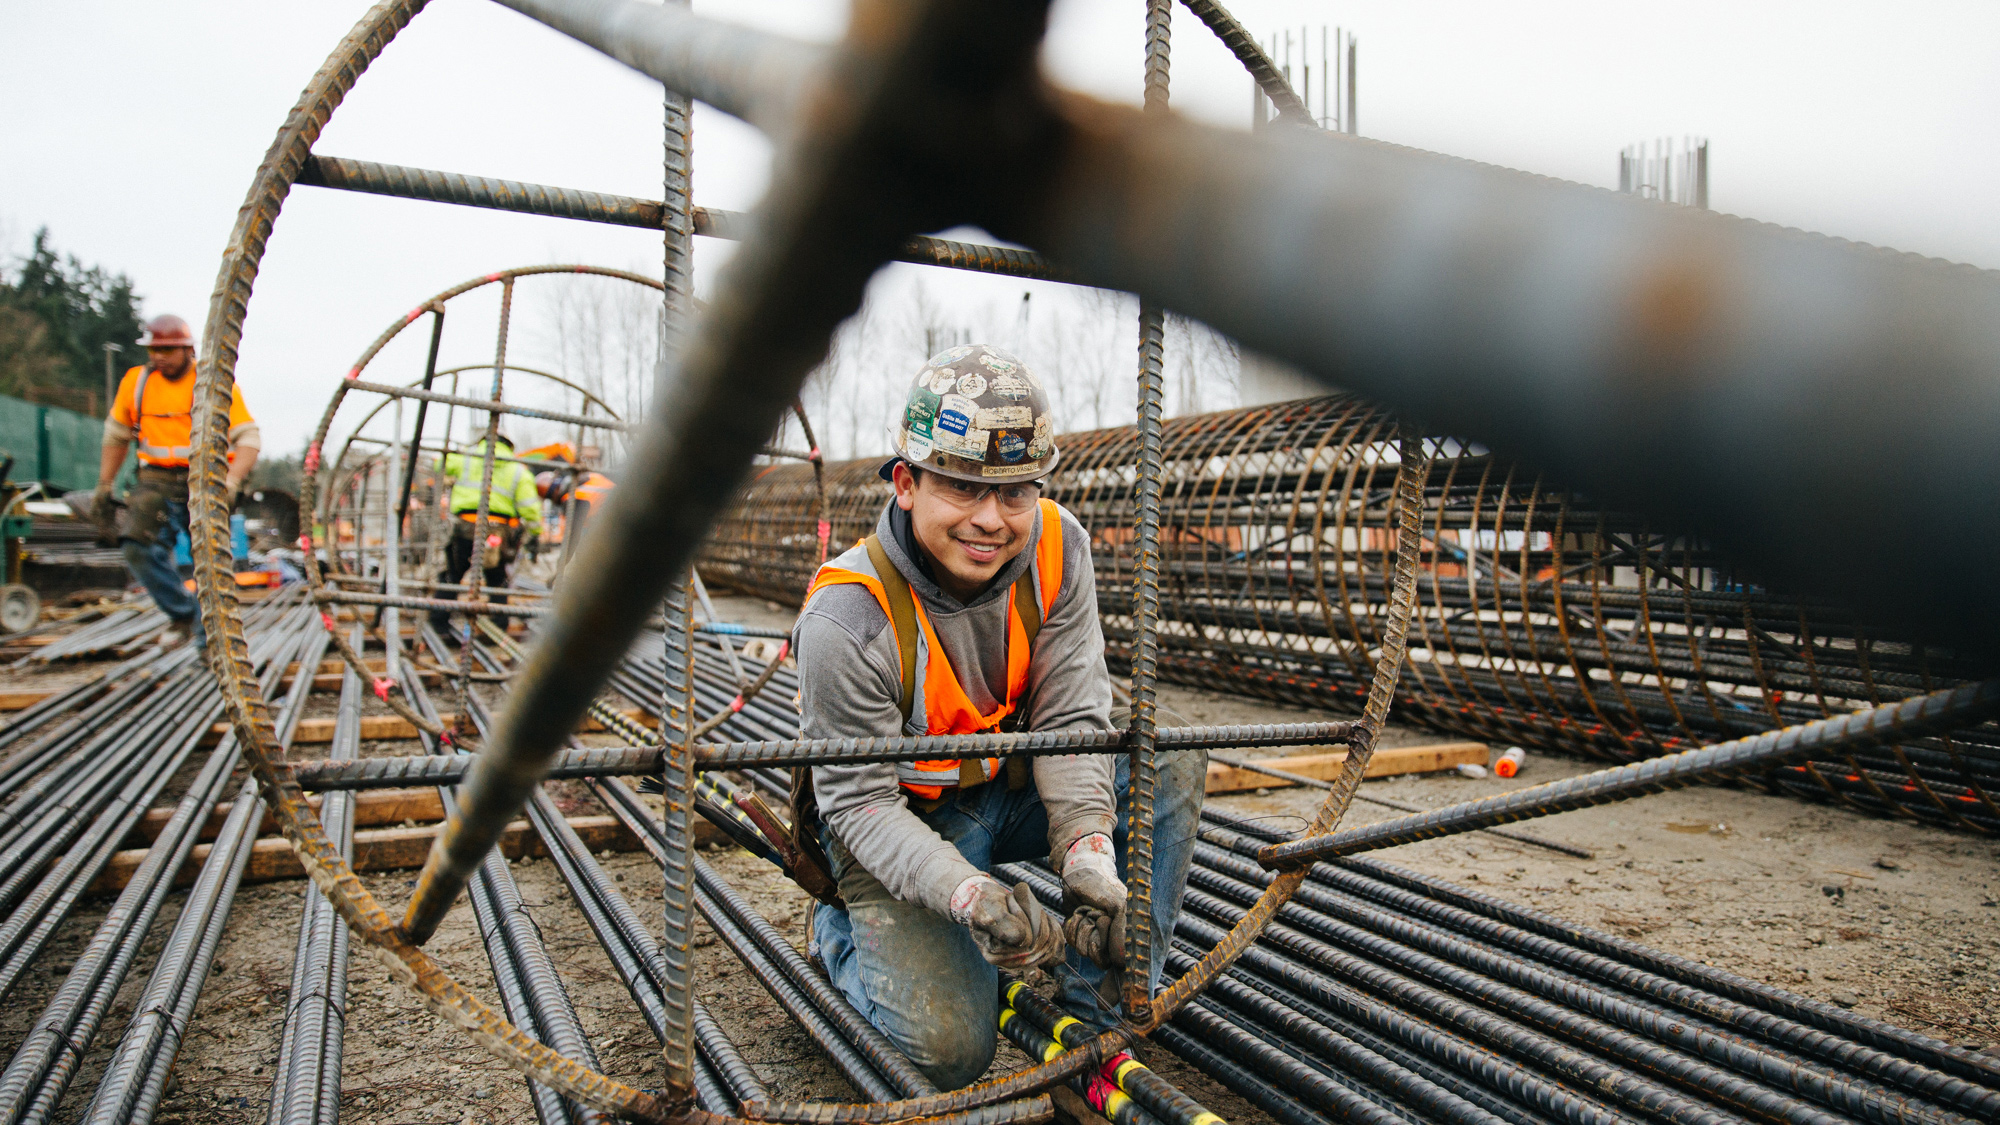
[299,154,1064,283]
[285,720,1357,788]
[343,377,636,431]
[1204,753,1591,858]
[1258,680,2000,869]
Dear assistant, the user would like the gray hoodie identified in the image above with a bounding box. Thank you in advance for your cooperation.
[792,499,1116,916]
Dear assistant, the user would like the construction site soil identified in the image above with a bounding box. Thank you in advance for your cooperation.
[2,596,1995,1124]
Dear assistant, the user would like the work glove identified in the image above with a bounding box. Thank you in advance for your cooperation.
[950,876,1065,970]
[524,533,541,561]
[89,486,118,546]
[1060,833,1127,968]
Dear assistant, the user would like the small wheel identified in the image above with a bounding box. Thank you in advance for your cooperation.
[0,584,40,634]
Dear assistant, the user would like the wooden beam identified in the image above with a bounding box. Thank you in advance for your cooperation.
[1203,742,1489,794]
[204,706,658,745]
[0,690,54,711]
[90,808,716,893]
[128,786,448,846]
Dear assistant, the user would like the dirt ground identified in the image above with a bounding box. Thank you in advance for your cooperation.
[4,596,1997,1123]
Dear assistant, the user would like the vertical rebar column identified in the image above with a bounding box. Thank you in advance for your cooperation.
[659,576,698,1098]
[657,43,699,1099]
[1124,0,1171,1021]
[385,404,403,683]
[461,278,513,710]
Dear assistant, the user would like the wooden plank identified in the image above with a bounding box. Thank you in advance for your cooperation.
[90,809,714,893]
[1203,742,1489,794]
[206,707,658,744]
[0,690,55,712]
[128,787,447,846]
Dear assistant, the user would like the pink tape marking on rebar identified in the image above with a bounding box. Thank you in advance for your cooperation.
[304,442,321,472]
[1085,1076,1117,1115]
[374,677,395,700]
[321,612,338,634]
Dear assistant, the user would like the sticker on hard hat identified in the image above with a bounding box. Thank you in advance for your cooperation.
[927,369,957,395]
[907,387,941,428]
[904,434,934,460]
[937,394,975,437]
[936,424,991,460]
[979,353,1018,375]
[955,373,988,398]
[977,405,1032,430]
[982,462,1039,477]
[930,345,975,366]
[995,430,1029,462]
[990,373,1031,398]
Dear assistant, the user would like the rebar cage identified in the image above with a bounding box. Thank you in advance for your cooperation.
[182,1,2000,1122]
[702,396,2000,835]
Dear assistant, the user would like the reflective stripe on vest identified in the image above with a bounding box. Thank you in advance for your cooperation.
[132,367,195,466]
[802,499,1065,799]
[574,472,614,505]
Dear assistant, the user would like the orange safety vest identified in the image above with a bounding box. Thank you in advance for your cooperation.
[803,499,1065,799]
[573,471,614,506]
[113,364,254,467]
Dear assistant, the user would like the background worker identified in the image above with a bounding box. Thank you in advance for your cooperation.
[534,464,615,544]
[428,431,540,633]
[92,314,260,649]
[792,345,1205,1089]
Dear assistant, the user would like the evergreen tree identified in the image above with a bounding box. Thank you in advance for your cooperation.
[0,228,145,410]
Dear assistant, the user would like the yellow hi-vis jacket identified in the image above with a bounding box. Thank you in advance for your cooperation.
[438,440,542,531]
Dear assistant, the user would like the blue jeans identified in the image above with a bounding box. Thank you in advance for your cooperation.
[121,497,203,647]
[813,749,1206,1090]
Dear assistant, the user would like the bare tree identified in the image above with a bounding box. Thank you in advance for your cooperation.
[535,274,662,467]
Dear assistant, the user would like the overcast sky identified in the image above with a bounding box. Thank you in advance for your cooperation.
[4,0,1996,457]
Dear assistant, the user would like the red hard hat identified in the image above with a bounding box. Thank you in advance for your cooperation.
[139,315,195,349]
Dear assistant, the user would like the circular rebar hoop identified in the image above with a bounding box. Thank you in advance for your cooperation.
[1140,429,1432,1029]
[187,0,1358,1118]
[188,4,692,1118]
[296,264,662,740]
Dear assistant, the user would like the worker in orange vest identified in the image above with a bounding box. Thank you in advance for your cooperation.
[91,315,260,650]
[535,465,615,545]
[791,345,1205,1088]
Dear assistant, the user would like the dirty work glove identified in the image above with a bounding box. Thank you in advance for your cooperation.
[89,486,118,546]
[1060,833,1127,968]
[950,876,1065,970]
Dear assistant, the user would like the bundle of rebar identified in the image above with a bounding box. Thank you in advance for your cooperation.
[700,394,2000,834]
[0,589,321,1125]
[993,808,2000,1125]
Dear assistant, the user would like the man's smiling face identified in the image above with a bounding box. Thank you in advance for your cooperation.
[893,462,1038,602]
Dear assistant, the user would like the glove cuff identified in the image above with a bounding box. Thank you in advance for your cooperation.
[947,873,1001,926]
[1062,832,1119,882]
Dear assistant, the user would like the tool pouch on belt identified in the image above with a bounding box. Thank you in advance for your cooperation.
[124,467,189,549]
[786,769,845,909]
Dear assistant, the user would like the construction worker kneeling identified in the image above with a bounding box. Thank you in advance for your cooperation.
[429,432,541,633]
[792,346,1204,1089]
